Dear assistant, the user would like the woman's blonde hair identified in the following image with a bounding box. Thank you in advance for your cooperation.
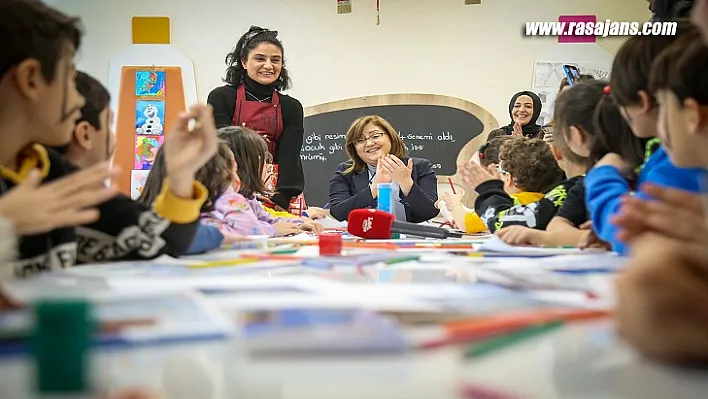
[343,115,407,174]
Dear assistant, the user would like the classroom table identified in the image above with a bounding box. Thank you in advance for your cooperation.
[2,233,707,398]
[2,320,708,398]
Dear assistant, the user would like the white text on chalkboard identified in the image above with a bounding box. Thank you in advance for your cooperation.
[397,131,455,142]
[301,153,326,161]
[305,132,322,144]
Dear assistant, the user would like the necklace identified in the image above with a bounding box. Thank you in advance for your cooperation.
[245,90,272,102]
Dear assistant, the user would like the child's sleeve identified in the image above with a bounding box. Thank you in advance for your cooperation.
[185,225,224,254]
[554,180,588,227]
[584,165,630,253]
[75,177,207,263]
[474,180,564,233]
[218,192,277,237]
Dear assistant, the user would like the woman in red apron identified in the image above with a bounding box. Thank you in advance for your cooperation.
[208,26,306,215]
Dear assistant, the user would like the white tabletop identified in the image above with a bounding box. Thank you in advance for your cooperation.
[2,320,708,398]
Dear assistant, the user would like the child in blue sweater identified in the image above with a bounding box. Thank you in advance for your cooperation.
[584,21,706,255]
[613,29,708,365]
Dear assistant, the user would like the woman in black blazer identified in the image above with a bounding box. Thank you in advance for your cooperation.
[328,115,439,223]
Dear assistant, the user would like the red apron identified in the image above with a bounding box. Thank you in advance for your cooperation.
[232,84,306,216]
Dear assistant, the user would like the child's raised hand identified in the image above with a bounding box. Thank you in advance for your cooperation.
[273,221,300,237]
[496,225,546,246]
[162,104,219,197]
[616,233,708,364]
[458,161,497,191]
[0,163,118,235]
[613,184,706,245]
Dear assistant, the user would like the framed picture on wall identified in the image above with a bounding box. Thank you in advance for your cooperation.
[130,170,151,200]
[135,69,166,97]
[134,135,163,170]
[135,100,165,135]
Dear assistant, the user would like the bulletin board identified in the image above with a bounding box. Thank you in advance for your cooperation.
[112,66,186,198]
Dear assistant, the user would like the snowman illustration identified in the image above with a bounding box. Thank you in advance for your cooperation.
[136,104,164,135]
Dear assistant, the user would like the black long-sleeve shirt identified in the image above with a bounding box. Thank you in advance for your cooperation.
[207,78,304,209]
[474,176,584,233]
[0,145,206,278]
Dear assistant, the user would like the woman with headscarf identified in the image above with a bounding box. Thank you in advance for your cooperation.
[499,91,543,139]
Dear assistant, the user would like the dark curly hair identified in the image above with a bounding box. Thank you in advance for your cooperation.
[498,137,562,193]
[223,25,291,91]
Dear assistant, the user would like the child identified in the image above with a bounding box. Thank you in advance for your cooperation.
[441,136,510,233]
[196,144,272,236]
[455,137,562,233]
[584,22,706,255]
[543,74,595,144]
[48,71,231,255]
[138,143,249,249]
[612,5,708,366]
[218,126,323,236]
[0,0,217,277]
[496,80,645,246]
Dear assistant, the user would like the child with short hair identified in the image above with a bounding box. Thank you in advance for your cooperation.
[218,126,322,236]
[497,80,645,246]
[453,137,562,233]
[584,22,706,255]
[0,0,217,276]
[441,136,510,233]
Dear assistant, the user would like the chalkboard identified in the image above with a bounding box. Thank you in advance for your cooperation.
[301,94,498,207]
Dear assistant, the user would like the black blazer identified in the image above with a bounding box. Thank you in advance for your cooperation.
[328,157,439,223]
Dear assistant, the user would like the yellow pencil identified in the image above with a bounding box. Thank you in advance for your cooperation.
[188,258,260,269]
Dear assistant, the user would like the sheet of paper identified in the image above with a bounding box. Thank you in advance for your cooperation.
[477,235,606,256]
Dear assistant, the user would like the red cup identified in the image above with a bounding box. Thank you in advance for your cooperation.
[319,232,343,256]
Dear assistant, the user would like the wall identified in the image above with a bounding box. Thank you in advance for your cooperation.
[48,0,650,126]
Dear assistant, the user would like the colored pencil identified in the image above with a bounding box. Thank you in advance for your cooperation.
[464,321,564,358]
[448,177,457,194]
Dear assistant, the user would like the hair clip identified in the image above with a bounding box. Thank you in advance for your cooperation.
[603,85,612,94]
[478,152,485,159]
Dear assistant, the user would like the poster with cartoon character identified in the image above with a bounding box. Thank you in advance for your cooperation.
[135,100,165,135]
[130,170,150,200]
[134,136,163,170]
[135,70,165,97]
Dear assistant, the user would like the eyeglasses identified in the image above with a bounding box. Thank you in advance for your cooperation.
[497,165,508,175]
[355,132,385,147]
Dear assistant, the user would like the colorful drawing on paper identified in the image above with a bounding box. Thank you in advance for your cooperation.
[130,170,150,200]
[135,100,165,135]
[135,70,165,97]
[134,136,163,170]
